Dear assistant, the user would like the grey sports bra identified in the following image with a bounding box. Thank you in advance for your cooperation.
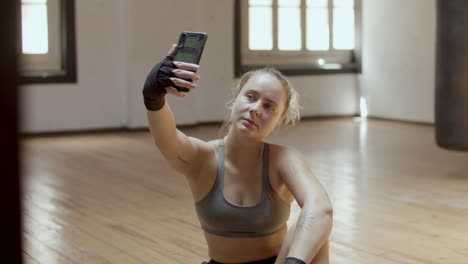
[195,139,291,237]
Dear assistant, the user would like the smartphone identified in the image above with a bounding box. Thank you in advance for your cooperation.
[173,32,208,65]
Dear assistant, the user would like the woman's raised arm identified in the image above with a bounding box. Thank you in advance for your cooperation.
[143,44,207,176]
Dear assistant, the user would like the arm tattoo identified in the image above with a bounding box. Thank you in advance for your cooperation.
[177,156,189,165]
[296,210,315,232]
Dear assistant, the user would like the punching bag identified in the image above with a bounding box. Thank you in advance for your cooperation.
[435,0,468,151]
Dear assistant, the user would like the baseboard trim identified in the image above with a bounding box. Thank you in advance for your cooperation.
[366,115,434,127]
[21,114,434,138]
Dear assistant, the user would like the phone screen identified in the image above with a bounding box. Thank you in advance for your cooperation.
[173,33,207,64]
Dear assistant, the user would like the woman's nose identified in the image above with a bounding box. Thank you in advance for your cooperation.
[249,102,262,116]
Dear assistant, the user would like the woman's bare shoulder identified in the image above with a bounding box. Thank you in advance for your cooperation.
[267,142,303,162]
[267,142,311,177]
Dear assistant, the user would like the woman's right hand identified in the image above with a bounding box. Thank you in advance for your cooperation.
[165,44,200,98]
[142,44,201,110]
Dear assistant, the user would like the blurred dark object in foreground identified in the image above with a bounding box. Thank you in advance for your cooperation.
[1,0,23,263]
[435,0,468,151]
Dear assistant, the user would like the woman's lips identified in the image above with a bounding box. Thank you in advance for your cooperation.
[242,118,257,127]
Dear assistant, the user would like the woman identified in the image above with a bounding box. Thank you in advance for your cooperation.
[142,44,333,264]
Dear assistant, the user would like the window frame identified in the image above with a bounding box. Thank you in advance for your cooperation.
[234,0,361,77]
[19,0,77,84]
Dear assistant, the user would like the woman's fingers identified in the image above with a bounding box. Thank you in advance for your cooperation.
[173,61,199,72]
[163,44,199,98]
[166,44,199,95]
[165,87,188,98]
[170,77,197,90]
[168,44,177,57]
[172,68,200,81]
[166,75,197,97]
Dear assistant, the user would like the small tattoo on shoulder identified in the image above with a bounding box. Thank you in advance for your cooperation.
[296,210,315,232]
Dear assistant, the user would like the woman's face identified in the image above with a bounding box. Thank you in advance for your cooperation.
[230,73,288,140]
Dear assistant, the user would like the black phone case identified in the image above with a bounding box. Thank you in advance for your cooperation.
[173,31,208,65]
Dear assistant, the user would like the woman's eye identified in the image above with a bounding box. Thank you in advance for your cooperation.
[246,94,254,100]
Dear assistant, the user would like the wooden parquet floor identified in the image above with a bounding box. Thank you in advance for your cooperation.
[20,118,468,264]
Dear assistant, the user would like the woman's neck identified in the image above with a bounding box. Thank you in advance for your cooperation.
[224,130,264,169]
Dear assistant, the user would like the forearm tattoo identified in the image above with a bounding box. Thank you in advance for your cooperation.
[296,210,315,232]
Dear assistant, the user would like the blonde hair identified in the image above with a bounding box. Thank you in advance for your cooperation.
[221,67,301,134]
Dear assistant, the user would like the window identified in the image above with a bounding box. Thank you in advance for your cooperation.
[235,0,361,76]
[19,0,76,83]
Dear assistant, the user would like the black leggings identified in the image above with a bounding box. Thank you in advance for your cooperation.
[202,256,277,264]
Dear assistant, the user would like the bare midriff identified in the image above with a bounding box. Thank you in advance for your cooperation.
[204,225,287,264]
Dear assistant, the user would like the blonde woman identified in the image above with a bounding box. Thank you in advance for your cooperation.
[142,44,333,264]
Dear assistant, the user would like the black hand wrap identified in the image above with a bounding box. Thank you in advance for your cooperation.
[284,257,306,264]
[142,56,191,111]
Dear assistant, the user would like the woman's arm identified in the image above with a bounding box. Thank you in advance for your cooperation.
[147,104,207,175]
[277,147,333,264]
[144,45,207,176]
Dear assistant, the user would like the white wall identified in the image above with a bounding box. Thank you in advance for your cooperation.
[20,0,358,133]
[20,0,127,133]
[360,0,437,123]
[124,0,237,127]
